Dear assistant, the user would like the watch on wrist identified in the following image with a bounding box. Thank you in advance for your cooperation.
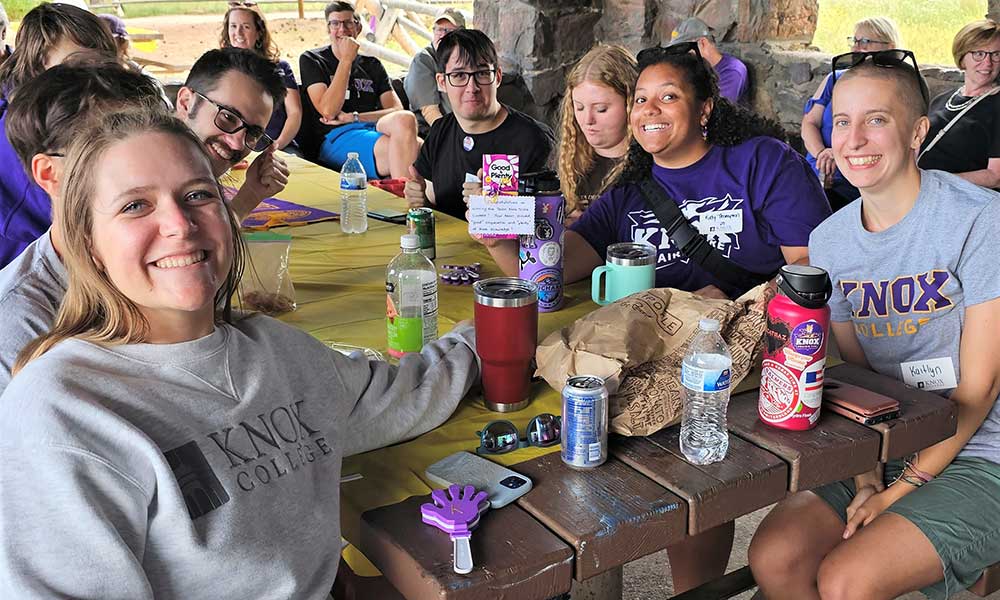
[353,111,359,123]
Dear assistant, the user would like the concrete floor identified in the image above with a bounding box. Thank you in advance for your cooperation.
[621,504,997,600]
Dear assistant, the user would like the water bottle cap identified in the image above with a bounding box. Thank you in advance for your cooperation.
[400,234,420,249]
[347,152,359,159]
[699,318,720,332]
[776,265,832,309]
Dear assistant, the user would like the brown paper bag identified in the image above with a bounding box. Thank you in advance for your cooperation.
[536,283,773,436]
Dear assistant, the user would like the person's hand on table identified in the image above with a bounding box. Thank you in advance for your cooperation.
[244,144,290,201]
[693,284,728,300]
[405,165,427,209]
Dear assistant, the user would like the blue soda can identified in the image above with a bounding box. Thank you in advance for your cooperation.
[561,375,609,469]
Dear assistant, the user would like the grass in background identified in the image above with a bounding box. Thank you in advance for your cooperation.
[813,0,988,66]
[5,1,333,19]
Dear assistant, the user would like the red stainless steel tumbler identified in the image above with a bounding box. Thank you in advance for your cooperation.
[473,277,539,412]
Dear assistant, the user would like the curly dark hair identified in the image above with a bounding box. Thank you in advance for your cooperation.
[620,48,785,183]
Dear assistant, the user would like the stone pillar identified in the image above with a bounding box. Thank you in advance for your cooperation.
[989,0,1000,21]
[474,0,600,124]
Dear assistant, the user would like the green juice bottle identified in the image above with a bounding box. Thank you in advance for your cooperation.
[386,234,438,358]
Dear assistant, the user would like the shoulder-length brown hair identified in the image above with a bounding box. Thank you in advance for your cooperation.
[557,44,637,214]
[15,109,246,373]
[0,3,117,97]
[220,6,280,63]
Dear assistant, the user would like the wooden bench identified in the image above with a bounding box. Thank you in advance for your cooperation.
[970,563,1000,596]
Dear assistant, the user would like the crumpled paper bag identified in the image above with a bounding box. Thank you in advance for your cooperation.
[536,283,772,436]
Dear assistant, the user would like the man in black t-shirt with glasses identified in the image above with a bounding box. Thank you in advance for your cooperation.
[297,1,419,179]
[405,29,554,220]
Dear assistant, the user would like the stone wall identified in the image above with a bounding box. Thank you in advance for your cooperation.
[475,0,969,145]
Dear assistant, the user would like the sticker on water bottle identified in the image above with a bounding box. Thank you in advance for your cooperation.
[681,365,732,393]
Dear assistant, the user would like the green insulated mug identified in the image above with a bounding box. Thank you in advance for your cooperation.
[591,242,656,305]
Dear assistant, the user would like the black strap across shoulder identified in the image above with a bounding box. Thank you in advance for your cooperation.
[635,177,773,292]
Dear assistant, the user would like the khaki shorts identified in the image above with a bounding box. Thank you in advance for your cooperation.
[814,456,1000,599]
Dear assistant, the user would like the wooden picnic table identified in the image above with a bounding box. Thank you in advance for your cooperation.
[228,154,965,599]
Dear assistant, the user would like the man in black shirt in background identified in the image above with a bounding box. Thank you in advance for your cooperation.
[405,29,554,220]
[298,1,419,179]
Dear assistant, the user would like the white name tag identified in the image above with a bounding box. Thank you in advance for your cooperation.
[900,357,957,391]
[468,195,535,237]
[345,89,351,100]
[694,209,743,235]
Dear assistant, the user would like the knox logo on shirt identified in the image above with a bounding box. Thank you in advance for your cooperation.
[628,194,745,269]
[840,270,954,338]
[353,78,375,94]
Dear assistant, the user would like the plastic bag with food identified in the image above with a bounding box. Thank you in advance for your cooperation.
[238,232,297,315]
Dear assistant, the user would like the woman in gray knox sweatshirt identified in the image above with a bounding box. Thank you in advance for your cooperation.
[0,109,480,599]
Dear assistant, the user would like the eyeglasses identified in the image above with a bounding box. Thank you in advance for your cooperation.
[227,0,257,7]
[327,18,357,30]
[475,414,561,455]
[967,49,1000,62]
[847,37,891,48]
[193,90,272,152]
[432,25,456,36]
[443,69,496,87]
[831,49,930,107]
[636,41,702,65]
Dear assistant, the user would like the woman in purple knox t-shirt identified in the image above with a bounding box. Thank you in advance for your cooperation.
[476,44,831,593]
[479,43,831,301]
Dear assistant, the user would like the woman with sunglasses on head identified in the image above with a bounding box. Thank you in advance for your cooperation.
[802,17,901,210]
[918,19,1000,189]
[0,108,480,598]
[558,44,636,225]
[750,51,1000,600]
[0,2,119,269]
[220,2,302,150]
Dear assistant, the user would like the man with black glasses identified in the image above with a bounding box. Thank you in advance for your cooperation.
[175,47,290,218]
[405,29,554,220]
[297,1,419,179]
[750,50,1000,600]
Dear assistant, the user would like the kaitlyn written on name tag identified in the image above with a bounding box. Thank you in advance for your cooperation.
[900,357,958,391]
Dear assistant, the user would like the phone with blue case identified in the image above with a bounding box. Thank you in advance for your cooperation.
[425,451,532,509]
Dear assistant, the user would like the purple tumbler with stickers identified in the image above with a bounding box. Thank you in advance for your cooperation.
[517,171,564,312]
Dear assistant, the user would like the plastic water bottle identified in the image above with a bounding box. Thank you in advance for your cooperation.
[340,152,368,234]
[386,234,438,358]
[680,318,733,465]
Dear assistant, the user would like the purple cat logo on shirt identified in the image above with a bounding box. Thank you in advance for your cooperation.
[628,194,745,269]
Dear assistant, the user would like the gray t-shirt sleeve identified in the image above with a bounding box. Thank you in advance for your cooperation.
[331,322,479,456]
[404,51,440,111]
[0,294,55,394]
[957,196,1000,307]
[808,221,853,322]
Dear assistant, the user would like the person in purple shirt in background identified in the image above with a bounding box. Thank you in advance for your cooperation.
[477,43,830,592]
[0,3,12,66]
[0,3,118,268]
[668,17,750,105]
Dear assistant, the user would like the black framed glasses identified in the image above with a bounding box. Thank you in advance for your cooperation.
[846,36,891,49]
[475,414,561,455]
[968,49,1000,62]
[327,17,358,30]
[193,90,272,152]
[831,49,930,107]
[443,69,496,87]
[636,41,702,65]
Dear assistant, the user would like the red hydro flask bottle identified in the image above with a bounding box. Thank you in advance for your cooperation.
[473,277,539,412]
[759,265,832,430]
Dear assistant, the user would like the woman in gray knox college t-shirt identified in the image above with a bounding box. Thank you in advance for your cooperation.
[0,111,479,598]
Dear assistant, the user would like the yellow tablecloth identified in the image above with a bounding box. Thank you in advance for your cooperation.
[232,155,595,575]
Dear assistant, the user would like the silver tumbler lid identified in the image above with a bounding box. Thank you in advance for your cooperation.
[473,277,539,308]
[607,242,656,266]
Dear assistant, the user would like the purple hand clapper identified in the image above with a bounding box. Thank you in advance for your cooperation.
[420,484,489,574]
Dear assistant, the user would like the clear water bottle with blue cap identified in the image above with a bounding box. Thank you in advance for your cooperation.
[340,152,368,234]
[680,318,732,465]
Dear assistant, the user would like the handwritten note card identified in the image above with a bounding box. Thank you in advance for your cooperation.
[468,195,535,237]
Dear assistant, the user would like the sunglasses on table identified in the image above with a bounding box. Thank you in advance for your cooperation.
[831,49,930,107]
[475,414,561,455]
[193,90,273,152]
[636,40,702,64]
